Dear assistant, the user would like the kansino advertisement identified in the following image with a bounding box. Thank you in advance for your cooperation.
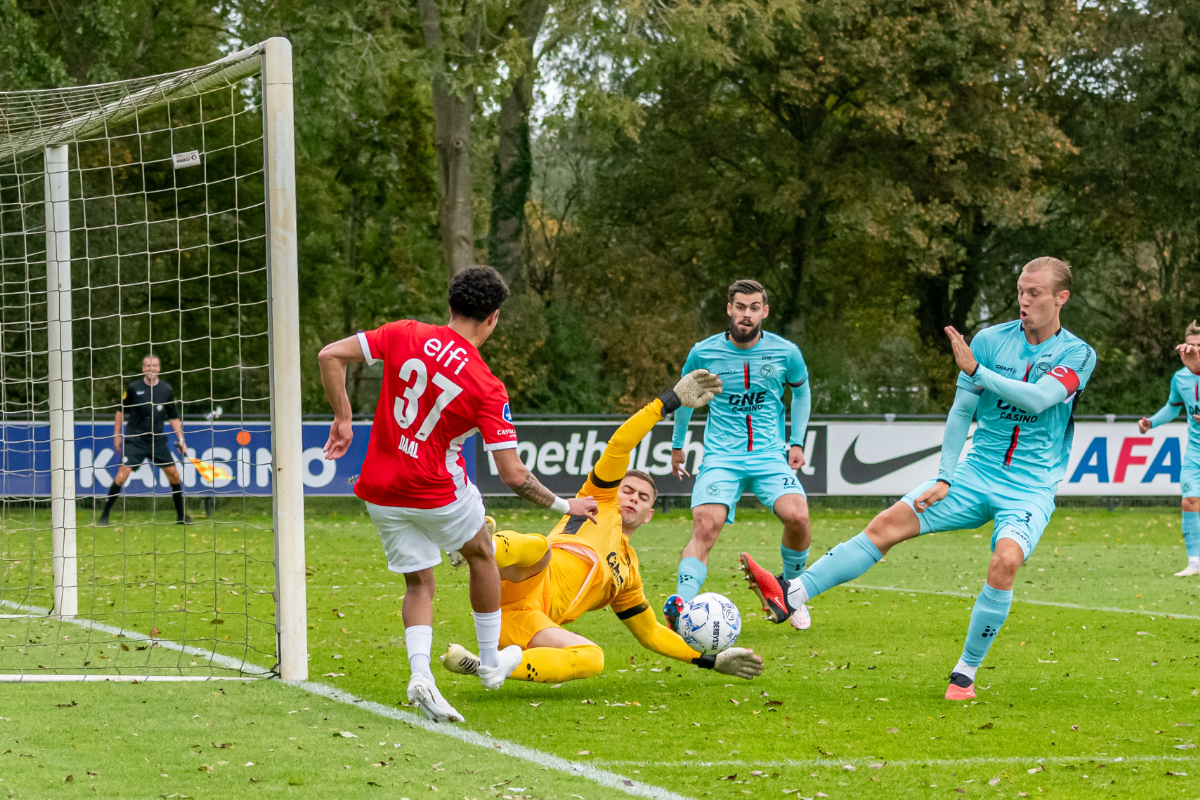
[0,419,1189,498]
[0,422,381,497]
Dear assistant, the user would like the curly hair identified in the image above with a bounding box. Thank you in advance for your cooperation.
[448,265,510,322]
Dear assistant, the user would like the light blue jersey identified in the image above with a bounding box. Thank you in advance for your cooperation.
[956,321,1096,488]
[904,322,1097,560]
[1147,366,1200,499]
[1148,367,1200,465]
[671,331,809,461]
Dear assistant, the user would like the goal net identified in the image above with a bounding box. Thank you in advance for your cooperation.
[0,39,306,681]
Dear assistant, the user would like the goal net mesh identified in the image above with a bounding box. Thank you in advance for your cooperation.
[0,46,282,678]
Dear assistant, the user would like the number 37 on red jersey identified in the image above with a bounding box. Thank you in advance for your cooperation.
[353,320,517,509]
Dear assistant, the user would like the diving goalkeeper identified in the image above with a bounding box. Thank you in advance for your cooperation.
[440,371,763,684]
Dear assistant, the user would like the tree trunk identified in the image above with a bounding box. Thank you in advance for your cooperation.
[418,0,478,281]
[489,0,549,290]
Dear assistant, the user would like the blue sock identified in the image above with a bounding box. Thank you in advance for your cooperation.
[1183,511,1200,558]
[797,533,881,601]
[781,545,809,581]
[676,557,707,602]
[959,583,1013,668]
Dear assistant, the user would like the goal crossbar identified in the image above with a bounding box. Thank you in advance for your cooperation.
[0,43,265,162]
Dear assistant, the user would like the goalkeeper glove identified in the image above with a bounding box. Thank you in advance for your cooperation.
[660,369,723,413]
[692,647,763,680]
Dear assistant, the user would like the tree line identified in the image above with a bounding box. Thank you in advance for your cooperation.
[4,0,1199,418]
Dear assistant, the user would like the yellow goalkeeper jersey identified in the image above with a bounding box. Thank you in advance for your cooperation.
[542,399,665,624]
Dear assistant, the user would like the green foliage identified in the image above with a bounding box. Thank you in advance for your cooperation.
[482,289,617,412]
[10,0,1200,416]
[536,0,1078,412]
[239,0,446,413]
[1039,0,1200,414]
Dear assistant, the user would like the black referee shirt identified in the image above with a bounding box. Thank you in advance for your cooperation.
[122,379,179,436]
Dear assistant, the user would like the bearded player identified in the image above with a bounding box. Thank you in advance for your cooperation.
[740,257,1096,701]
[665,279,813,632]
[439,370,762,685]
[1138,321,1200,577]
[319,266,598,723]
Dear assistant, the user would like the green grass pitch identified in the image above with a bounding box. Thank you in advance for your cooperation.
[2,504,1199,799]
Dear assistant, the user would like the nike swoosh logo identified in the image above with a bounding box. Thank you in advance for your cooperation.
[840,435,944,485]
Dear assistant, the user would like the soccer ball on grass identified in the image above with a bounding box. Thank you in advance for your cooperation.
[679,592,742,655]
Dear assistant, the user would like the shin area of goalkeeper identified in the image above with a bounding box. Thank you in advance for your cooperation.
[442,370,763,684]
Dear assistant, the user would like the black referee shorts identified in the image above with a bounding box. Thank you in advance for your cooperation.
[122,434,176,469]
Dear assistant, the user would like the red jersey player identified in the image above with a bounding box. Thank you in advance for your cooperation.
[318,266,598,723]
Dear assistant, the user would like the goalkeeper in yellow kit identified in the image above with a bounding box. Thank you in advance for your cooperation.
[441,371,763,684]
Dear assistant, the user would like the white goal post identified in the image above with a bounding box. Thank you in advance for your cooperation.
[0,38,306,681]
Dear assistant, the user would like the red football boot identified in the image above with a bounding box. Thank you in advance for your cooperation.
[944,672,976,700]
[738,552,794,624]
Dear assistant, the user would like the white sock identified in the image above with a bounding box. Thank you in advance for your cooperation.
[1190,556,1200,569]
[953,660,978,681]
[404,625,433,679]
[786,579,810,610]
[473,610,501,669]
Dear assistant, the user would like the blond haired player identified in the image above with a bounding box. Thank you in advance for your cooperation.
[441,371,763,684]
[741,257,1096,701]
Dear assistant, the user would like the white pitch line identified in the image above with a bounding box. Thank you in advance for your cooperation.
[0,598,272,678]
[2,601,692,800]
[291,680,693,800]
[848,584,1200,620]
[594,753,1200,770]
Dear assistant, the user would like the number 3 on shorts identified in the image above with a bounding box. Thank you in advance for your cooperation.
[394,358,464,441]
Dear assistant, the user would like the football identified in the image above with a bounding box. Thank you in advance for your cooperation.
[679,592,742,655]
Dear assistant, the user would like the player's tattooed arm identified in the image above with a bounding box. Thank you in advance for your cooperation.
[493,449,598,520]
[511,472,558,507]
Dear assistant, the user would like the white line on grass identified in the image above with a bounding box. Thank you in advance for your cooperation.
[4,601,693,800]
[0,598,272,678]
[290,680,693,800]
[848,584,1200,620]
[594,753,1200,770]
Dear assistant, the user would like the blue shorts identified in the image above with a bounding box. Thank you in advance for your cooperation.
[691,454,805,524]
[1182,462,1200,498]
[901,459,1055,561]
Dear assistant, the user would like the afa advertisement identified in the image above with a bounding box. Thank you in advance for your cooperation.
[0,419,1189,498]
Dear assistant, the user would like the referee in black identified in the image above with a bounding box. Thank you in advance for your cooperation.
[98,353,190,525]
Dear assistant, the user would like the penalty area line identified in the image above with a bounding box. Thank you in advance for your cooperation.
[290,680,694,800]
[848,584,1200,621]
[593,753,1200,770]
[0,600,692,799]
